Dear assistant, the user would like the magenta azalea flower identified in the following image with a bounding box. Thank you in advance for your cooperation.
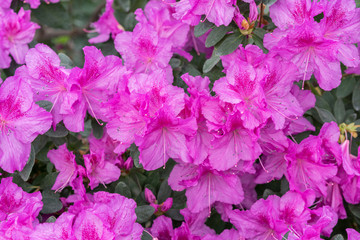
[0,77,52,172]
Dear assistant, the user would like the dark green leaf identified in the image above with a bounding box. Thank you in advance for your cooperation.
[36,101,53,112]
[41,190,63,214]
[205,25,231,47]
[19,145,35,181]
[203,54,220,73]
[331,234,344,240]
[214,32,244,56]
[353,80,360,111]
[157,181,172,203]
[194,21,214,37]
[334,99,345,123]
[91,119,104,139]
[115,182,132,198]
[135,205,155,223]
[45,124,68,138]
[315,107,336,123]
[59,53,74,69]
[336,76,356,98]
[33,3,71,29]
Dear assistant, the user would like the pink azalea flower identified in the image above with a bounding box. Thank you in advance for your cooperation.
[0,77,52,172]
[47,144,79,192]
[269,0,321,30]
[88,0,124,44]
[145,188,173,214]
[229,195,288,240]
[265,0,360,91]
[285,122,340,197]
[64,46,124,132]
[22,0,60,9]
[135,0,190,50]
[168,162,244,213]
[114,23,173,73]
[0,177,42,224]
[83,150,121,189]
[206,111,262,171]
[21,43,73,129]
[213,63,270,130]
[136,109,197,170]
[341,140,360,176]
[191,0,237,26]
[31,212,75,240]
[0,8,39,69]
[346,46,360,74]
[347,228,360,240]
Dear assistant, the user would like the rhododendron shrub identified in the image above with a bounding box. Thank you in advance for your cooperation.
[1,0,360,239]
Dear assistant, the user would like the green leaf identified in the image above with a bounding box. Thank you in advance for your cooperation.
[91,119,104,139]
[40,172,58,190]
[252,28,268,53]
[19,145,35,181]
[203,54,220,73]
[135,205,155,223]
[129,144,142,168]
[262,0,278,5]
[116,0,131,12]
[315,95,332,111]
[33,3,71,30]
[349,204,360,218]
[336,76,356,98]
[331,234,344,240]
[353,80,360,111]
[36,101,53,112]
[157,181,172,203]
[205,25,231,47]
[214,32,244,56]
[80,119,92,137]
[45,124,68,138]
[194,21,214,37]
[141,231,153,240]
[115,182,132,198]
[165,209,184,221]
[315,107,336,123]
[58,53,74,69]
[46,216,57,223]
[334,99,345,123]
[41,190,63,214]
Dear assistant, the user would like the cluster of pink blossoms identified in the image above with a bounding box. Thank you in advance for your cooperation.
[1,0,360,239]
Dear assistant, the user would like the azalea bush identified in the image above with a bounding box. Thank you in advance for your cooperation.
[1,0,360,239]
